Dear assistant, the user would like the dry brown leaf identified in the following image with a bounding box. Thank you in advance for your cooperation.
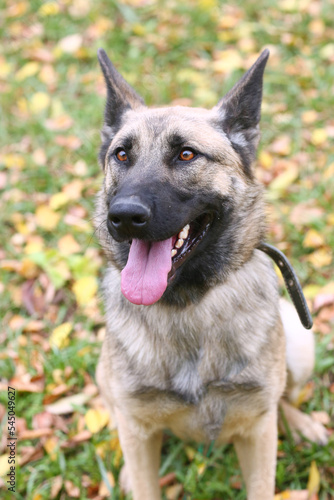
[159,472,177,487]
[45,393,91,415]
[19,445,44,467]
[45,115,73,131]
[166,484,183,500]
[55,135,81,150]
[98,471,115,497]
[64,480,80,498]
[313,293,334,312]
[33,411,54,430]
[270,135,292,156]
[2,378,44,393]
[290,202,324,227]
[50,475,63,498]
[67,430,92,444]
[23,320,45,333]
[19,428,53,439]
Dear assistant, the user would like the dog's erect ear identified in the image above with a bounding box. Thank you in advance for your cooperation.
[214,49,269,174]
[97,48,145,135]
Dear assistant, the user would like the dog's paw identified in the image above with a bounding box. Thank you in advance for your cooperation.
[279,400,329,445]
[291,412,329,445]
[119,464,132,495]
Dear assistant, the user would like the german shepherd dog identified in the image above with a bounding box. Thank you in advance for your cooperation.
[94,49,328,500]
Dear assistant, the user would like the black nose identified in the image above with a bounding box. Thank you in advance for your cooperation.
[108,197,151,234]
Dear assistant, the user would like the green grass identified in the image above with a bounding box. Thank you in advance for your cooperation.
[0,0,333,498]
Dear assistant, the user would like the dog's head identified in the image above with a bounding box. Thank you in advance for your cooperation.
[96,49,269,307]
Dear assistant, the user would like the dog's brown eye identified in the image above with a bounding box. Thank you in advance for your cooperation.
[179,149,195,161]
[116,150,128,162]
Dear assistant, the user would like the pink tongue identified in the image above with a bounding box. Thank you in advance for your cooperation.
[121,238,173,305]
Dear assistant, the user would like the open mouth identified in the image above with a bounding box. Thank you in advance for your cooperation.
[120,213,213,306]
[169,213,212,280]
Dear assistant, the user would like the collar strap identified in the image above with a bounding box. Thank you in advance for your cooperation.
[257,242,313,330]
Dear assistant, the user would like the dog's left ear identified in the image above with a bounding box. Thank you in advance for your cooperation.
[214,49,269,174]
[98,48,145,140]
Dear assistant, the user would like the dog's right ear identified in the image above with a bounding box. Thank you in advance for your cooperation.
[97,49,145,142]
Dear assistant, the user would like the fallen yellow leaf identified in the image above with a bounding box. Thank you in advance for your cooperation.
[311,128,327,146]
[72,276,98,306]
[62,179,84,200]
[0,454,10,477]
[303,229,325,248]
[35,205,61,231]
[324,162,334,180]
[327,213,334,225]
[15,62,40,81]
[301,110,318,124]
[307,461,320,495]
[50,322,73,349]
[30,92,51,114]
[318,282,334,295]
[213,50,243,74]
[0,59,12,79]
[49,192,70,210]
[268,166,299,197]
[259,150,273,169]
[84,408,109,433]
[3,153,25,169]
[307,249,332,269]
[38,1,60,16]
[44,437,58,461]
[58,234,80,255]
[6,1,28,17]
[303,284,321,299]
[20,258,39,279]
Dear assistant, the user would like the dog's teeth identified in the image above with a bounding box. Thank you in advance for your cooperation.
[179,226,189,240]
[175,238,184,249]
[171,249,177,257]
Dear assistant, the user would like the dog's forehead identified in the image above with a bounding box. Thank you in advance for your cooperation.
[118,106,230,150]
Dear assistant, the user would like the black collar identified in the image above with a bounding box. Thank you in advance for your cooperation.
[257,242,313,330]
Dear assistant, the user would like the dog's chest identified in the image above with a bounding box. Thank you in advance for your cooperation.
[119,321,270,441]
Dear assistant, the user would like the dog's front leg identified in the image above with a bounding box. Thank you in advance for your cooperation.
[233,410,277,500]
[116,409,163,500]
